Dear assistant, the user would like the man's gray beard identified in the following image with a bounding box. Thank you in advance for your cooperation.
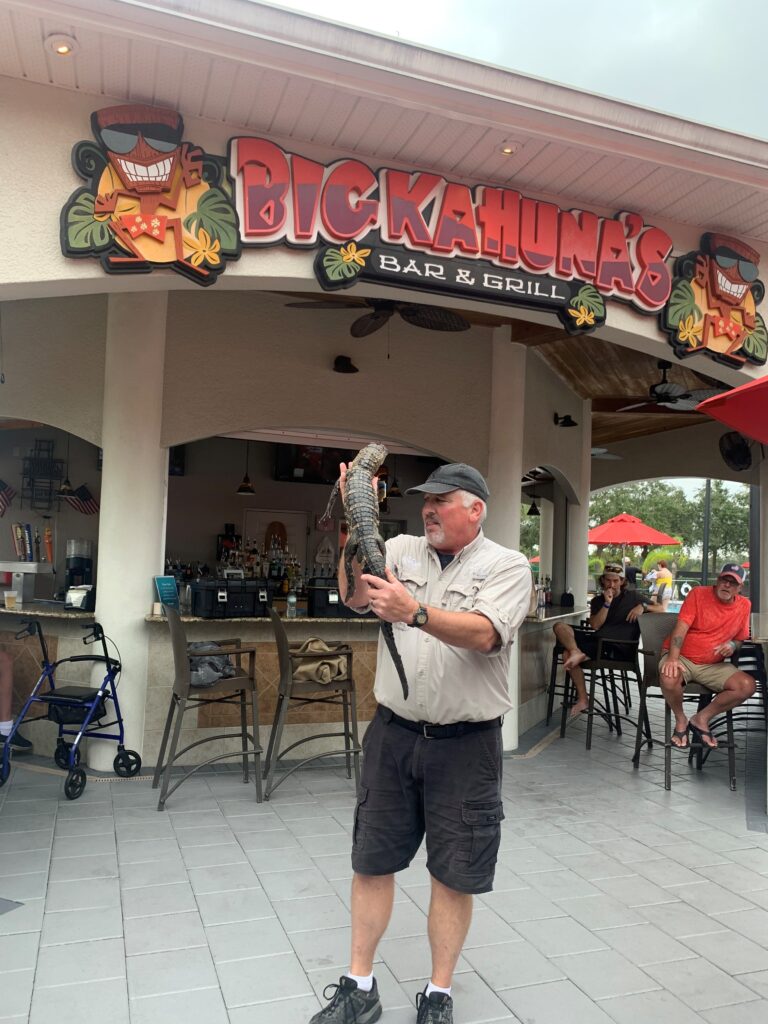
[425,524,445,546]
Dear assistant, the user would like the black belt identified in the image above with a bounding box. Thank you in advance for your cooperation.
[378,705,502,739]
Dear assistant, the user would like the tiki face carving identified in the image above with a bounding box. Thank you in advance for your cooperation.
[699,232,760,308]
[93,104,183,194]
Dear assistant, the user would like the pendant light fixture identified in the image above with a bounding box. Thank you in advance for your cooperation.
[526,499,540,517]
[236,440,255,495]
[526,469,540,516]
[58,434,74,496]
[388,455,402,498]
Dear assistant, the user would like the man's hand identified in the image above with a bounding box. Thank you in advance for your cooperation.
[361,568,418,624]
[713,640,736,658]
[660,659,682,681]
[626,604,645,623]
[338,462,378,507]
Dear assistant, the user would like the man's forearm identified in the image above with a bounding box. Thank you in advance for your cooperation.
[338,552,369,607]
[417,606,499,653]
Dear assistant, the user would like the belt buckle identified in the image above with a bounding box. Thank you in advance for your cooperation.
[422,723,435,739]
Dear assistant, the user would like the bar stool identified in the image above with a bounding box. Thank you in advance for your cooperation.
[547,622,593,727]
[152,605,262,810]
[582,638,643,750]
[262,608,361,799]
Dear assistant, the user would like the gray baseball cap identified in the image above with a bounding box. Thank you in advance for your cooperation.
[406,463,489,501]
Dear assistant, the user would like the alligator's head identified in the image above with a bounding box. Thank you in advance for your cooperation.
[356,442,388,473]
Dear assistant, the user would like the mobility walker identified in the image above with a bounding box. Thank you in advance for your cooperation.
[0,619,141,799]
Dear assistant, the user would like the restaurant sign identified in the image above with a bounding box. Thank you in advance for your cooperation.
[60,105,766,364]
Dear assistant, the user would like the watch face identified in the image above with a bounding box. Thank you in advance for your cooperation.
[415,607,428,626]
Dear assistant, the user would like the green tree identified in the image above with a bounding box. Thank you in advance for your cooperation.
[689,480,749,574]
[519,504,540,560]
[589,481,694,541]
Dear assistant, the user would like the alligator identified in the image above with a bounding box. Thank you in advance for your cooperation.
[322,442,409,700]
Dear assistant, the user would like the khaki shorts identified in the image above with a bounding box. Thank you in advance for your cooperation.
[658,653,738,693]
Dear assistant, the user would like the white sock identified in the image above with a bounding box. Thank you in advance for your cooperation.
[0,720,12,736]
[426,983,452,998]
[346,972,373,992]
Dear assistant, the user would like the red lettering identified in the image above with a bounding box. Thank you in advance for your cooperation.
[382,170,441,248]
[595,218,635,295]
[634,226,673,309]
[519,199,558,272]
[557,211,598,279]
[320,160,379,241]
[236,138,289,237]
[476,187,520,265]
[290,155,325,241]
[431,184,479,254]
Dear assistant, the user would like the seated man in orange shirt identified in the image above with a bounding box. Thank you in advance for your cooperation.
[659,564,755,749]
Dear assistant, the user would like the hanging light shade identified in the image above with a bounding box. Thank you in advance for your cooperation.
[388,455,402,498]
[527,500,540,517]
[58,434,74,496]
[236,440,255,495]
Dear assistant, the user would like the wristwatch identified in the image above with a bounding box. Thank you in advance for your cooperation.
[409,604,429,628]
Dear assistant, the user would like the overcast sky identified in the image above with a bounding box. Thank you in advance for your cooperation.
[265,0,768,141]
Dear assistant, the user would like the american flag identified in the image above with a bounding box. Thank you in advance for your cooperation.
[63,484,100,515]
[0,479,16,517]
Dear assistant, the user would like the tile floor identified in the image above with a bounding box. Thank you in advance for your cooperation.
[1,703,767,1024]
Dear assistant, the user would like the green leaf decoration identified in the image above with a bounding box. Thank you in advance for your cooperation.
[183,188,239,254]
[571,284,605,317]
[65,190,112,251]
[321,248,360,282]
[741,313,768,364]
[666,279,701,328]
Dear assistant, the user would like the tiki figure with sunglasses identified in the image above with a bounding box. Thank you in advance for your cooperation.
[90,104,214,281]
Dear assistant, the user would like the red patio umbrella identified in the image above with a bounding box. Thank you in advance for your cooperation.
[588,513,680,560]
[696,376,768,444]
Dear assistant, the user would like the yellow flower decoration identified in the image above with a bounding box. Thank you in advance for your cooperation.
[186,228,221,268]
[340,241,371,266]
[567,304,596,327]
[677,314,702,345]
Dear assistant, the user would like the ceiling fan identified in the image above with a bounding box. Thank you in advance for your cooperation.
[592,359,727,414]
[285,297,471,337]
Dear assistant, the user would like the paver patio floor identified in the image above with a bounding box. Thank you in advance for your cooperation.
[1,699,767,1024]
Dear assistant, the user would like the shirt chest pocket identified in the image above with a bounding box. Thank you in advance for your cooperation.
[393,567,427,631]
[442,580,481,612]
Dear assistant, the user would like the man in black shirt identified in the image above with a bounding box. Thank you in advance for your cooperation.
[553,563,667,716]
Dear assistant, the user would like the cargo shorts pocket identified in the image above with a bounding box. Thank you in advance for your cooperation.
[461,800,504,870]
[353,786,369,852]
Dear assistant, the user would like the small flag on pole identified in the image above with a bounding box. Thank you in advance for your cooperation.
[0,480,16,517]
[63,484,100,515]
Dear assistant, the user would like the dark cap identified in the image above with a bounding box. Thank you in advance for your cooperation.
[406,463,489,502]
[719,563,746,584]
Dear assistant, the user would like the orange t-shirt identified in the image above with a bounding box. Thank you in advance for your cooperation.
[663,586,750,663]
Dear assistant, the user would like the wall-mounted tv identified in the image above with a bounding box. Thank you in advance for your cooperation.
[273,444,355,485]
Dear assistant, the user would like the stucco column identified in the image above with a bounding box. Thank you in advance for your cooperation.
[88,293,168,771]
[758,460,768,640]
[565,398,592,607]
[485,334,526,751]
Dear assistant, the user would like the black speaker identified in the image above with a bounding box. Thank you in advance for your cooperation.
[719,432,752,472]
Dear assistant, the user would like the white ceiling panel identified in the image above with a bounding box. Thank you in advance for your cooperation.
[11,10,49,83]
[150,44,185,111]
[267,76,313,138]
[99,33,130,101]
[222,65,265,128]
[0,8,23,78]
[201,57,239,123]
[178,50,212,119]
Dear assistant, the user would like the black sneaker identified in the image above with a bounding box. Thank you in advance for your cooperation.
[0,731,32,751]
[309,976,382,1024]
[416,989,454,1024]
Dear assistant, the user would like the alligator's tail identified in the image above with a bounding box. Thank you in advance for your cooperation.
[381,622,409,700]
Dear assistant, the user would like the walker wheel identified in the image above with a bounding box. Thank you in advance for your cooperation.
[63,768,87,800]
[0,758,10,787]
[113,749,142,778]
[54,742,81,771]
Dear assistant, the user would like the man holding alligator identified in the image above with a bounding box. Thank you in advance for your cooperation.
[310,461,532,1024]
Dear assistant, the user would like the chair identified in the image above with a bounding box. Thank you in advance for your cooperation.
[262,608,361,800]
[152,605,262,810]
[578,638,643,749]
[632,612,737,791]
[547,621,593,727]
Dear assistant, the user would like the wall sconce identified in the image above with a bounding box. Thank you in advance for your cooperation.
[236,440,255,495]
[333,355,359,374]
[554,413,578,428]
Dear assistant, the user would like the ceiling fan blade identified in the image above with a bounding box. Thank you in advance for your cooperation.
[616,401,656,413]
[285,300,361,309]
[350,310,393,337]
[399,304,470,332]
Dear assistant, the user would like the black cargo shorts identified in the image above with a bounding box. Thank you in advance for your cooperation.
[351,707,505,895]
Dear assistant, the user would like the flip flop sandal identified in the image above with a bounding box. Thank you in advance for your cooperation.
[690,725,717,749]
[671,727,689,749]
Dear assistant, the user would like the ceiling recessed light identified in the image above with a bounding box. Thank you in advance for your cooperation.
[45,33,79,56]
[500,143,519,155]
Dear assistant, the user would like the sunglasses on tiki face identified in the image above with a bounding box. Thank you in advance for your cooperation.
[714,248,759,283]
[99,123,182,155]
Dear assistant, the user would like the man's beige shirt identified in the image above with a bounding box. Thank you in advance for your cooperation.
[371,530,534,724]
